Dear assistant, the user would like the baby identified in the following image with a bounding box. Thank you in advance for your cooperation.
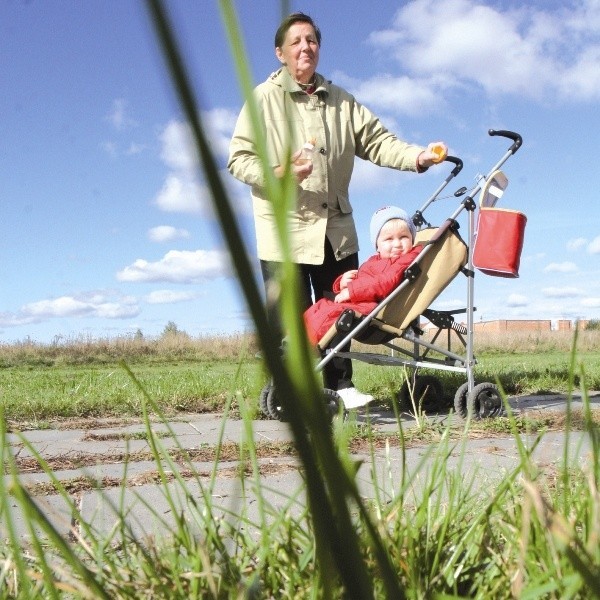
[304,206,421,345]
[303,206,422,408]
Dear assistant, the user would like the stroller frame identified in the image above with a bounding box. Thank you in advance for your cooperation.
[314,129,523,420]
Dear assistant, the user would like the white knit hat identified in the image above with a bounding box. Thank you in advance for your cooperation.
[370,206,416,249]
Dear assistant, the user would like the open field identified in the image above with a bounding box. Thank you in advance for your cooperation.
[1,330,599,428]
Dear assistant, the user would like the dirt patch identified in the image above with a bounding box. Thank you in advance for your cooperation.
[81,431,172,442]
[21,461,299,497]
[9,440,298,474]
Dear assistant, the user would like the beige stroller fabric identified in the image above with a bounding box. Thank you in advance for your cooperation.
[317,219,468,350]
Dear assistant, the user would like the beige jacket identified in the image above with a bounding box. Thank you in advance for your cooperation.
[228,68,424,264]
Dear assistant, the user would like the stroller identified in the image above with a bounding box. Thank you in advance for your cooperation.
[260,129,524,422]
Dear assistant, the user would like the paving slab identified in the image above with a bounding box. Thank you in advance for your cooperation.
[2,391,598,542]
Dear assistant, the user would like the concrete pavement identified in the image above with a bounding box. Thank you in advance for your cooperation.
[3,391,599,541]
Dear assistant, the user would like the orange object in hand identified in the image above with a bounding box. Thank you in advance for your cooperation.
[431,144,447,163]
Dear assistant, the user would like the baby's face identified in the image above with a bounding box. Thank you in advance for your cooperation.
[376,220,413,259]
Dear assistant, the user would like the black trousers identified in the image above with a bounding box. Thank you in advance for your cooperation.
[260,238,359,390]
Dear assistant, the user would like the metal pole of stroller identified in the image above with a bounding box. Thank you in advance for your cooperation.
[412,156,463,228]
[409,156,463,362]
[444,130,523,224]
[465,203,476,392]
[461,129,523,393]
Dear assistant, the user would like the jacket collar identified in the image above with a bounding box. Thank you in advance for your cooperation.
[268,67,329,96]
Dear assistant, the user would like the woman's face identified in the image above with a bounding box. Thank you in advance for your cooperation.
[275,22,320,84]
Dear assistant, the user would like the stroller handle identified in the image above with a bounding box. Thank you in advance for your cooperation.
[444,155,463,177]
[488,129,523,154]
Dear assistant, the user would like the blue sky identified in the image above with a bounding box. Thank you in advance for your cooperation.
[2,0,599,343]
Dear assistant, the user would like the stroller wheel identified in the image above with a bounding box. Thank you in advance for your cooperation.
[467,382,504,419]
[399,375,443,411]
[265,385,289,422]
[453,382,470,419]
[323,388,347,422]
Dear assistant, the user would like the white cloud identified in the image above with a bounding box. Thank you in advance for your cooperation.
[349,157,416,192]
[101,141,118,158]
[581,297,600,308]
[342,73,442,116]
[154,117,252,217]
[158,111,237,172]
[543,261,578,273]
[365,0,600,105]
[3,292,141,325]
[153,174,208,214]
[205,108,239,157]
[159,120,198,174]
[542,287,583,298]
[144,290,198,304]
[22,297,90,318]
[116,249,231,283]
[147,225,191,243]
[507,293,528,307]
[429,298,465,311]
[94,302,140,319]
[126,142,146,155]
[107,98,137,131]
[102,100,144,158]
[567,237,587,251]
[153,170,252,216]
[588,235,600,254]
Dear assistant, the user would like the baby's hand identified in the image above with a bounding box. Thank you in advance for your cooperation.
[339,269,358,289]
[334,289,350,303]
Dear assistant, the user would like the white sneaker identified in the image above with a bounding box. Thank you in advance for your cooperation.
[336,387,374,410]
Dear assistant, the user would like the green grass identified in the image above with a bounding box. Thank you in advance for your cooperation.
[0,359,264,424]
[1,341,599,426]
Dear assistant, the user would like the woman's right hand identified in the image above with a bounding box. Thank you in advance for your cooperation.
[291,149,313,182]
[274,149,313,182]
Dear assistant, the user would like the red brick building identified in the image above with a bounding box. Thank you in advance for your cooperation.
[472,319,589,332]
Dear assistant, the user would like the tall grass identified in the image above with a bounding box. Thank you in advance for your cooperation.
[2,1,600,598]
[2,328,599,367]
[140,3,399,596]
[473,328,600,354]
[0,332,261,367]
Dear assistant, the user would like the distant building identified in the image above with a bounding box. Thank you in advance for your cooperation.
[472,319,589,333]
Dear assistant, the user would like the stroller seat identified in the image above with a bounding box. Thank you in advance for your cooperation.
[316,218,468,351]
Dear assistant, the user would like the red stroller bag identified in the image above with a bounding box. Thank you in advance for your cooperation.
[473,207,527,278]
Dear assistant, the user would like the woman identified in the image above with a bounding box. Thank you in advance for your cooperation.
[228,12,447,409]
